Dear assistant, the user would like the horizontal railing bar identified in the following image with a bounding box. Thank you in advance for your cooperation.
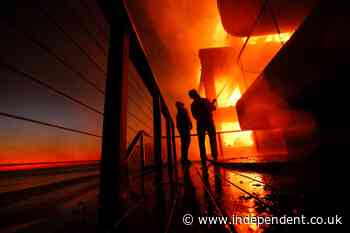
[0,61,104,115]
[0,160,100,167]
[1,20,106,95]
[0,111,102,138]
[37,3,107,76]
[79,0,110,41]
[163,129,251,138]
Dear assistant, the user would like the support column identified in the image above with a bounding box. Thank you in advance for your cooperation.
[171,121,178,181]
[166,118,173,183]
[140,132,145,196]
[217,133,224,157]
[153,95,165,233]
[153,95,162,171]
[98,1,129,231]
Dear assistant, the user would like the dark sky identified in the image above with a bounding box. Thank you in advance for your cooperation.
[125,0,239,111]
[0,0,107,164]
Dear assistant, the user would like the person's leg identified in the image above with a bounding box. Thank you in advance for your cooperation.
[208,122,218,161]
[197,126,207,164]
[180,134,187,164]
[184,132,191,162]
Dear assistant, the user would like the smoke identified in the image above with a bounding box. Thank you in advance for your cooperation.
[125,0,238,115]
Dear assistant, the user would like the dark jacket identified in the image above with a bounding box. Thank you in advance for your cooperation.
[176,109,192,133]
[191,98,216,124]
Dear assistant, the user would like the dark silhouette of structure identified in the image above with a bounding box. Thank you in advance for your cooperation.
[188,89,218,163]
[176,102,193,164]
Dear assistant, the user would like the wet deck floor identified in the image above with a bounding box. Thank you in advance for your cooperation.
[116,161,320,233]
[0,161,321,233]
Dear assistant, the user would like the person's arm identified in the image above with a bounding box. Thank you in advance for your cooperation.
[191,104,199,120]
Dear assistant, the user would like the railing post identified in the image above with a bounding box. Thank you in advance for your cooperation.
[166,117,173,183]
[140,131,145,196]
[171,121,178,181]
[153,96,166,233]
[153,95,162,173]
[140,131,145,171]
[217,133,224,158]
[97,1,129,231]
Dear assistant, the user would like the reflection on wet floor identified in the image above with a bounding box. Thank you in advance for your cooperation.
[209,166,273,233]
[164,162,312,233]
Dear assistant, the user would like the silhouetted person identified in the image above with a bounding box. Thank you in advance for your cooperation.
[176,101,192,165]
[188,89,218,164]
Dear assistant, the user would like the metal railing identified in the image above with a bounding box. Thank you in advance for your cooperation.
[174,129,288,163]
[0,1,177,232]
[97,1,177,232]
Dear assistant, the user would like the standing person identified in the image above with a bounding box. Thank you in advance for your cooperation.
[188,89,218,164]
[176,101,193,165]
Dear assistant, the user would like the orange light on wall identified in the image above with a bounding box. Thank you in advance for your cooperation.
[212,21,229,46]
[221,122,254,147]
[241,32,292,45]
[214,76,255,148]
[216,82,242,108]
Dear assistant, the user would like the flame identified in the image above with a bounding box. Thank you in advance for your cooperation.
[221,122,254,147]
[214,78,255,147]
[216,81,242,108]
[241,32,292,45]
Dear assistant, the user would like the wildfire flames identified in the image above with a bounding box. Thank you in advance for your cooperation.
[215,77,242,108]
[215,80,255,148]
[241,32,292,44]
[205,22,293,149]
[221,122,254,147]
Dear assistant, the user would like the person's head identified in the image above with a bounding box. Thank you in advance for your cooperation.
[176,101,185,110]
[188,89,200,100]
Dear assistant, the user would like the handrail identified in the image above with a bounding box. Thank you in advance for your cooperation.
[164,129,252,138]
[97,2,177,231]
[122,130,150,162]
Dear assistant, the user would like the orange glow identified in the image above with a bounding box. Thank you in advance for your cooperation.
[241,32,292,45]
[200,21,296,152]
[216,80,242,108]
[221,122,254,147]
[212,21,229,46]
[214,76,255,148]
[226,172,270,233]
